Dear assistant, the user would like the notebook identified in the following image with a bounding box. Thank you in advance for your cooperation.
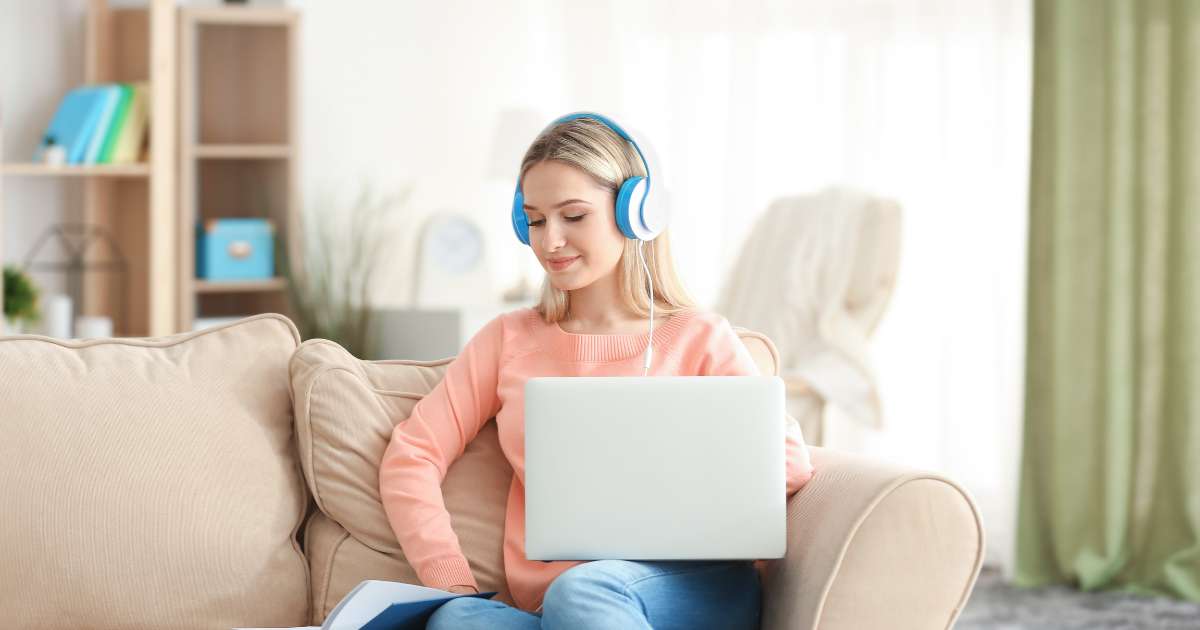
[81,84,123,164]
[110,82,149,164]
[37,85,108,164]
[97,83,134,163]
[233,579,498,630]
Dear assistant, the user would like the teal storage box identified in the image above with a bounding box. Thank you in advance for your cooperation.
[196,218,275,280]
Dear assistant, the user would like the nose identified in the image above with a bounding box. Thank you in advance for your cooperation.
[541,217,566,252]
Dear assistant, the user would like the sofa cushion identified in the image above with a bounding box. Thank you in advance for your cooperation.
[0,314,310,630]
[289,339,514,621]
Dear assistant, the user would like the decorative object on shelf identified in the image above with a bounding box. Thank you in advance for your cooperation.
[3,265,41,334]
[22,223,129,335]
[284,185,412,360]
[43,294,73,338]
[40,136,67,166]
[410,212,492,308]
[196,218,276,281]
[75,315,114,339]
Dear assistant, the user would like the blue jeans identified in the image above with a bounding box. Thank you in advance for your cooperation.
[425,559,762,630]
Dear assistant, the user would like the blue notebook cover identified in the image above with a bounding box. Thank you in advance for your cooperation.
[314,580,499,630]
[357,592,499,630]
[38,85,107,164]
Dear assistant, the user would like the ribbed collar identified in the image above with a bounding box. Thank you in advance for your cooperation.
[526,307,698,363]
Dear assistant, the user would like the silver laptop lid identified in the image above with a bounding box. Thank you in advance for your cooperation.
[524,375,786,561]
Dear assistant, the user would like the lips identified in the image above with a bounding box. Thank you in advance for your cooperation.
[548,256,579,270]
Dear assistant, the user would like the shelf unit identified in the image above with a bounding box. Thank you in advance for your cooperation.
[177,5,300,331]
[0,0,176,337]
[0,164,152,177]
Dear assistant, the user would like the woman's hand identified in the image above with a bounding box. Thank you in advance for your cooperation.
[446,585,479,595]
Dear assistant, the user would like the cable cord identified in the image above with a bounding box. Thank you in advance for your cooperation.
[638,239,654,376]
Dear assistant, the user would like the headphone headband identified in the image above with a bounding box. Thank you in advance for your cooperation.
[511,111,668,245]
[549,112,651,183]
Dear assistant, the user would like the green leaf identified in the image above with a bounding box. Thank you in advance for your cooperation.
[3,265,41,324]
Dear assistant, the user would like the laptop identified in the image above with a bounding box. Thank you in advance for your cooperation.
[524,375,787,561]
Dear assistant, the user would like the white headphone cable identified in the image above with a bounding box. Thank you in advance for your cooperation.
[638,239,654,376]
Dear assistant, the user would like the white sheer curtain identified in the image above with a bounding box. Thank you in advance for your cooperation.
[295,0,1031,573]
[545,0,1032,573]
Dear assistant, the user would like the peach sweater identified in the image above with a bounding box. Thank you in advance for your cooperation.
[378,306,815,613]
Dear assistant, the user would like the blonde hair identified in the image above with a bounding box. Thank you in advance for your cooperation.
[518,117,696,323]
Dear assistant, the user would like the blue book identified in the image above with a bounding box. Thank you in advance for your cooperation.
[82,84,124,164]
[37,85,109,164]
[233,580,499,630]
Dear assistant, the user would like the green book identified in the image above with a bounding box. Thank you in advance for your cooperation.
[97,83,134,164]
[111,82,149,164]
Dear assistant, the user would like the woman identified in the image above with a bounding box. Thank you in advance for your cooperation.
[379,112,815,629]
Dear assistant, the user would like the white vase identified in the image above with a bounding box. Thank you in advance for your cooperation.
[3,318,24,335]
[44,293,73,338]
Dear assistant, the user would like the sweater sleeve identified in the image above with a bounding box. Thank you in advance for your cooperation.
[700,316,816,497]
[378,315,506,591]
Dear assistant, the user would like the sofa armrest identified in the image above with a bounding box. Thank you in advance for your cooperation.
[761,446,985,630]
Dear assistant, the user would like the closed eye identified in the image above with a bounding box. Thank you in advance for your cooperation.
[528,215,586,227]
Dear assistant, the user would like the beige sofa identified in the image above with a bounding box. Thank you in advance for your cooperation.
[0,313,984,629]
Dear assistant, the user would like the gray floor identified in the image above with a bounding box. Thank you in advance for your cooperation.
[957,568,1200,629]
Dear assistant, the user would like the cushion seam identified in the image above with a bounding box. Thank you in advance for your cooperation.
[319,521,353,623]
[0,312,299,349]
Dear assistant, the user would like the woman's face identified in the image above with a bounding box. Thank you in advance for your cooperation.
[521,160,626,291]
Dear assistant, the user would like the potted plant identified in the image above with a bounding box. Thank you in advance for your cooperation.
[283,185,411,359]
[3,265,41,334]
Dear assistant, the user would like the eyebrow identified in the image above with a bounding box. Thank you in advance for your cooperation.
[523,199,592,212]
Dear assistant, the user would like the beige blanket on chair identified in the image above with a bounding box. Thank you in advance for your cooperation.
[716,187,899,432]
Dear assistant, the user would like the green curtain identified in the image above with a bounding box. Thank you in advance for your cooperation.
[1017,0,1200,601]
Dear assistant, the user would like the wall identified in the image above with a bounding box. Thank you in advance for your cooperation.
[289,0,567,308]
[1,0,87,294]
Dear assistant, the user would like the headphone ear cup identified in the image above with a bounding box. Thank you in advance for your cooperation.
[638,195,669,240]
[615,177,648,240]
[511,190,530,245]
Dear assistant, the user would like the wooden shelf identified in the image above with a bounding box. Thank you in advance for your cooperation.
[195,277,288,294]
[186,6,299,25]
[0,0,178,338]
[0,162,151,177]
[180,5,299,331]
[193,144,291,159]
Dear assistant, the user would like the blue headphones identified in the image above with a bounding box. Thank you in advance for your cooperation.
[511,112,669,246]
